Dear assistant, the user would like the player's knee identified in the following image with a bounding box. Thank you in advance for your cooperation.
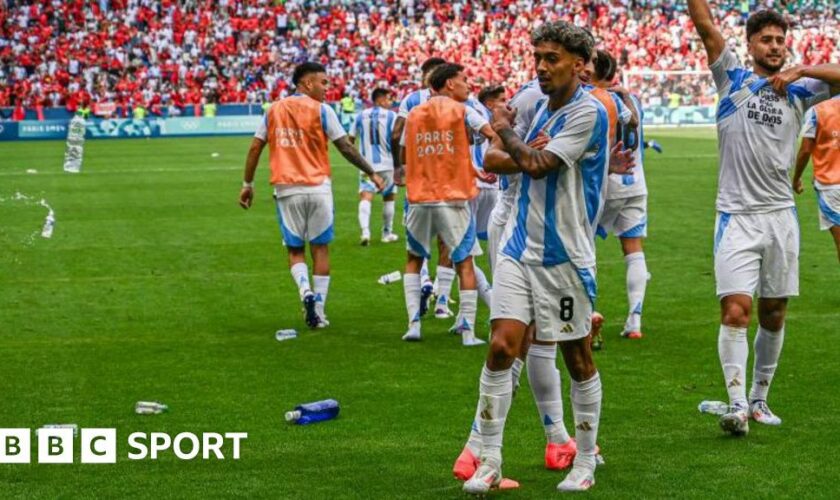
[759,308,786,332]
[488,333,518,368]
[566,353,596,382]
[721,302,750,327]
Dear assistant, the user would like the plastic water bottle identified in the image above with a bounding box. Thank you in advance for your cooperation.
[40,211,55,239]
[378,271,401,285]
[63,114,86,173]
[37,424,79,437]
[285,399,340,425]
[135,401,169,415]
[698,400,729,416]
[275,329,298,341]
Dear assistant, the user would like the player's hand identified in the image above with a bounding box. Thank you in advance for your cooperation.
[609,141,635,175]
[491,104,517,132]
[394,166,406,187]
[608,86,630,97]
[239,186,254,209]
[527,132,549,151]
[371,173,387,192]
[477,169,497,184]
[768,65,804,96]
[792,177,804,194]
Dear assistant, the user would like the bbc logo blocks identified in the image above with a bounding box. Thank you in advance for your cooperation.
[1,428,117,464]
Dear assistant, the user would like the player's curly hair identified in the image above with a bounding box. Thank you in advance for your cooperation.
[746,10,788,40]
[531,21,594,61]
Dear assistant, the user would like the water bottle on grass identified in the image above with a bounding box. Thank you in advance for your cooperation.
[285,399,340,425]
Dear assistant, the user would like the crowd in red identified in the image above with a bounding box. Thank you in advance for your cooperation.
[0,0,836,120]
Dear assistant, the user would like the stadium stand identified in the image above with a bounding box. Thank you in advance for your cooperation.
[1,0,838,120]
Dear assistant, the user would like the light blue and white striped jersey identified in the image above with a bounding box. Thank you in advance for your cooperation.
[349,106,397,172]
[500,85,610,269]
[490,78,545,226]
[398,88,431,119]
[607,93,647,199]
[466,98,496,188]
[711,47,830,213]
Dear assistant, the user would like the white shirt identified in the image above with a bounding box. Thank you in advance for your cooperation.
[711,47,831,213]
[349,105,397,172]
[499,86,610,270]
[466,98,496,188]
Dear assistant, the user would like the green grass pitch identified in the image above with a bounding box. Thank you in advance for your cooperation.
[1,129,838,498]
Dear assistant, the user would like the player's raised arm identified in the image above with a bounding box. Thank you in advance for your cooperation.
[687,0,726,65]
[239,137,266,209]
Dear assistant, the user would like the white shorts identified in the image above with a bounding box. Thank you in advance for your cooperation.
[469,188,498,241]
[405,203,481,263]
[816,188,840,231]
[491,256,594,342]
[487,218,506,273]
[598,195,647,238]
[274,193,334,247]
[359,170,397,197]
[714,208,799,299]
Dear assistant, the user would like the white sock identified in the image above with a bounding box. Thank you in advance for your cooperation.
[382,200,395,235]
[474,264,493,308]
[358,199,371,236]
[570,372,601,471]
[313,275,330,315]
[436,266,456,300]
[718,325,748,407]
[477,365,512,464]
[749,325,785,402]
[511,358,524,396]
[290,262,311,300]
[403,273,421,324]
[527,343,570,444]
[624,252,647,332]
[466,405,482,456]
[420,260,432,287]
[458,290,477,331]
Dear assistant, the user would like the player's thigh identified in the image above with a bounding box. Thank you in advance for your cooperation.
[614,195,647,238]
[714,213,761,298]
[404,204,434,258]
[304,193,334,245]
[596,198,622,237]
[490,257,534,327]
[529,264,593,343]
[274,194,307,248]
[433,204,478,264]
[759,209,799,299]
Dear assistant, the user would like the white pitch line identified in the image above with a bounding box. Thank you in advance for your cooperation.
[0,165,243,177]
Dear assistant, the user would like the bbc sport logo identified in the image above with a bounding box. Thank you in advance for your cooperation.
[0,429,247,463]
